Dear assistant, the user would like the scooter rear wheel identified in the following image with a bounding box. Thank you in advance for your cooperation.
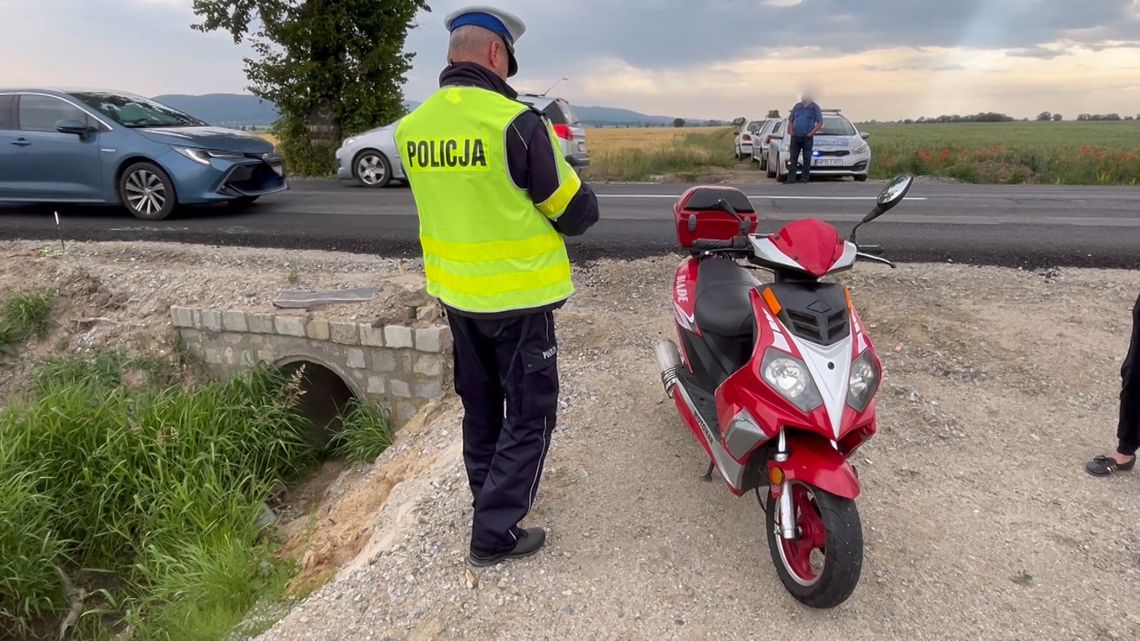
[764,482,863,608]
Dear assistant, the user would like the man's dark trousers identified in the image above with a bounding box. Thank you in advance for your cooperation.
[447,309,559,555]
[788,135,814,182]
[1117,294,1140,456]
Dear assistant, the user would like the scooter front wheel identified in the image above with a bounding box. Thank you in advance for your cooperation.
[764,482,863,608]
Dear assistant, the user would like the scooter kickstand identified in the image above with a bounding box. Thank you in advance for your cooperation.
[701,462,715,482]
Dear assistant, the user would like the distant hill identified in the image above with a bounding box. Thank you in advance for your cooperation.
[541,105,721,127]
[153,94,279,127]
[573,106,681,127]
[152,93,715,128]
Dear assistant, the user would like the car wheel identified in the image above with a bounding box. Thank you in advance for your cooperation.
[854,174,868,182]
[119,162,176,220]
[759,154,768,171]
[354,150,393,188]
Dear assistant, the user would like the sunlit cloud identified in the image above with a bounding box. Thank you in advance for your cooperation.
[2,0,1139,120]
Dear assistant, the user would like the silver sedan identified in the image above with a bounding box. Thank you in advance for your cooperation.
[335,121,407,188]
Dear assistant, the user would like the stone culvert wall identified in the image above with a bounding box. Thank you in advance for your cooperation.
[171,306,452,426]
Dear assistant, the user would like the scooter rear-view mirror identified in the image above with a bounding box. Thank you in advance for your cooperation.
[850,173,914,241]
[874,174,915,214]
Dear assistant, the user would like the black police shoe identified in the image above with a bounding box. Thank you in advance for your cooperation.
[468,527,547,567]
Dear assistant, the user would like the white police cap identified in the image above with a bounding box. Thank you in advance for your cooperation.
[445,6,527,76]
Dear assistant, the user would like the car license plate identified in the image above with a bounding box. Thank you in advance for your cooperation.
[813,158,843,167]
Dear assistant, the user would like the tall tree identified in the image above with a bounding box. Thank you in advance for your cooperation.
[192,0,430,175]
[766,109,781,118]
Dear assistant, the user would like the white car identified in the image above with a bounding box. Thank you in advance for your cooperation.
[733,119,770,160]
[335,95,589,188]
[767,110,871,182]
[517,94,590,171]
[335,121,406,188]
[749,118,780,170]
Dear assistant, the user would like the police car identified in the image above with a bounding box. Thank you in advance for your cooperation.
[766,110,872,182]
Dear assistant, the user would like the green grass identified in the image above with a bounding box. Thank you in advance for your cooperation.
[328,400,393,464]
[0,292,53,355]
[861,121,1140,184]
[0,353,323,639]
[586,128,737,181]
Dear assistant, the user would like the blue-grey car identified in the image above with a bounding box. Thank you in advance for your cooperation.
[0,89,286,220]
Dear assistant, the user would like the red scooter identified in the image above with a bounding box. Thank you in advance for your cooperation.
[655,175,914,608]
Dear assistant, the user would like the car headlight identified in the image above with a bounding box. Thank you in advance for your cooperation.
[344,138,358,147]
[762,349,824,413]
[847,350,881,412]
[173,146,245,165]
[853,143,869,155]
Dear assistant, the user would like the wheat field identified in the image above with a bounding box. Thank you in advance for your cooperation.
[584,126,728,154]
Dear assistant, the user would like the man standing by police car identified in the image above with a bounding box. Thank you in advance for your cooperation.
[396,6,599,568]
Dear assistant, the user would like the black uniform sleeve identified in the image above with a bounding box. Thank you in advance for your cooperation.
[506,111,599,237]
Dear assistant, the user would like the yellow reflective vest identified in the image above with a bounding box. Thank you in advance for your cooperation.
[396,86,582,314]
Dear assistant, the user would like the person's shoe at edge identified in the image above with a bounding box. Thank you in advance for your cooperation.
[1085,453,1136,477]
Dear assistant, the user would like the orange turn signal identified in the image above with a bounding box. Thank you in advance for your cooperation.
[770,466,785,485]
[762,287,782,315]
[844,287,854,310]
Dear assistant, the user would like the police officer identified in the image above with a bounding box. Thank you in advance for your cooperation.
[396,6,599,567]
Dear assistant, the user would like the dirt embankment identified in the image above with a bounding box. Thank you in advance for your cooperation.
[0,242,426,396]
[2,241,1138,640]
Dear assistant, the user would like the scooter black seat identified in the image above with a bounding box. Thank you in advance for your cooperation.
[695,258,758,338]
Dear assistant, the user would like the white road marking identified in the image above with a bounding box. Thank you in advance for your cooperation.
[596,194,929,201]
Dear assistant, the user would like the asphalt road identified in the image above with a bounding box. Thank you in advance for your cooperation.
[1,179,1137,268]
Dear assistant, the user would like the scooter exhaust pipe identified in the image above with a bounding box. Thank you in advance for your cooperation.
[654,340,681,397]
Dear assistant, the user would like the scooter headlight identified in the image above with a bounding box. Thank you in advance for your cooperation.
[847,350,881,412]
[762,349,824,413]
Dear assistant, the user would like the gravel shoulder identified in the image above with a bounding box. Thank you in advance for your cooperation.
[262,256,1140,641]
[1,241,1137,640]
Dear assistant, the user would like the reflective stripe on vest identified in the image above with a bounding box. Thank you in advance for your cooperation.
[396,86,578,314]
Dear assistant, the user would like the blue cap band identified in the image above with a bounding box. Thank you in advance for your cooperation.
[449,12,514,46]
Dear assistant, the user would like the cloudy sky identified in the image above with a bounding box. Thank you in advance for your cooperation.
[2,0,1139,120]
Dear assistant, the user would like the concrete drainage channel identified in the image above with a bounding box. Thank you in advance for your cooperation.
[171,306,451,432]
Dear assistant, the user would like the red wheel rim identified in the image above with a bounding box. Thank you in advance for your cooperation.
[776,484,827,586]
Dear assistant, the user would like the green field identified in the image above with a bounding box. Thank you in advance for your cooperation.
[584,121,1140,185]
[860,121,1140,184]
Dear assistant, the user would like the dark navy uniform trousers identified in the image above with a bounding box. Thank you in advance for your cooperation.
[1118,294,1140,456]
[447,309,559,555]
